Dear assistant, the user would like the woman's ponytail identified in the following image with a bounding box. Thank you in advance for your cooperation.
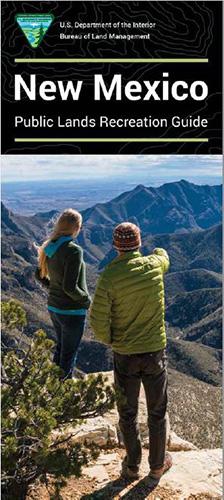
[38,208,82,278]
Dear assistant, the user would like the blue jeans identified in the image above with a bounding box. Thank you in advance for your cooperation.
[49,311,86,379]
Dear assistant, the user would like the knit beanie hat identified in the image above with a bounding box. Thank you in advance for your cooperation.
[113,222,141,252]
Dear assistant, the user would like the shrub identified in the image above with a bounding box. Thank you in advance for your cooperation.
[1,301,115,499]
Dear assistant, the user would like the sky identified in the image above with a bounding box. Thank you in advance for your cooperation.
[1,154,222,185]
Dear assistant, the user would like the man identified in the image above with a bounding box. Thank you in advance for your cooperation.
[90,222,172,481]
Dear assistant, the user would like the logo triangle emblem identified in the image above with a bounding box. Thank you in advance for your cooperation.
[16,14,54,48]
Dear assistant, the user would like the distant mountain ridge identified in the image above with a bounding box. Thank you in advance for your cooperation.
[79,180,222,264]
[82,179,221,232]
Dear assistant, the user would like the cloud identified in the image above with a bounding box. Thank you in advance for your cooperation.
[1,154,222,183]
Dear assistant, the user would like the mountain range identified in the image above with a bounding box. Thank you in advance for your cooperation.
[77,180,221,265]
[1,180,222,385]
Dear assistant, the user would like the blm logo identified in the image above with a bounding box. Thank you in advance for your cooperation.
[15,14,54,48]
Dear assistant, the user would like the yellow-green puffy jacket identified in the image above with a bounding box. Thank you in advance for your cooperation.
[90,248,169,354]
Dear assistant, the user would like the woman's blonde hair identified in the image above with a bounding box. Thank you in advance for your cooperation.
[38,208,82,278]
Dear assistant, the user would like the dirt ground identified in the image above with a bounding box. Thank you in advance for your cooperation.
[27,448,221,500]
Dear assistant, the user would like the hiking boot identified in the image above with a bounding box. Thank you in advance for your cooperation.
[149,452,173,480]
[121,458,140,480]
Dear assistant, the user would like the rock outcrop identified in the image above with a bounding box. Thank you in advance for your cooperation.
[82,448,222,499]
[47,372,222,499]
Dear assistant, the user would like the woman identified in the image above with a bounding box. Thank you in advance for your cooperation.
[35,208,91,379]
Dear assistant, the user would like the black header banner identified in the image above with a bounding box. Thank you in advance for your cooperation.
[1,1,222,154]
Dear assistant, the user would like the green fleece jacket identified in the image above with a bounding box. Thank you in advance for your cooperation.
[35,237,91,310]
[90,248,169,354]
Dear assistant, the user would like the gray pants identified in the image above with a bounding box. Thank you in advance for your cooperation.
[114,349,168,471]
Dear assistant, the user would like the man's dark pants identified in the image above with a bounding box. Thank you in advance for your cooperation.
[50,311,85,378]
[114,349,168,471]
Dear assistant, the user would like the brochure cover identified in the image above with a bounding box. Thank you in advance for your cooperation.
[1,1,222,499]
